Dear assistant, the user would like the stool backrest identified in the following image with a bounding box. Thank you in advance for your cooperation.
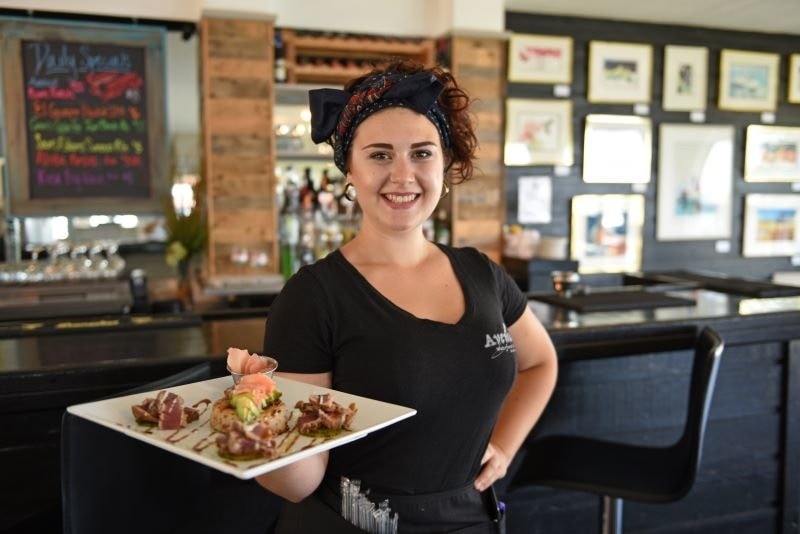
[677,326,724,497]
[61,362,215,534]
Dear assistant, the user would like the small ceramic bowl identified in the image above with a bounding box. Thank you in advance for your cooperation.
[227,355,278,385]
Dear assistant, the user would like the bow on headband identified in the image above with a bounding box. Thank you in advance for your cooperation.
[308,71,451,173]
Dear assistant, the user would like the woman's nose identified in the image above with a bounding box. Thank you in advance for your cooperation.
[389,158,414,183]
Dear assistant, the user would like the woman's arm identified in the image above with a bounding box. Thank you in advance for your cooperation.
[475,306,558,491]
[255,371,332,502]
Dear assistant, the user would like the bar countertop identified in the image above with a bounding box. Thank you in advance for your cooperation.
[2,285,799,375]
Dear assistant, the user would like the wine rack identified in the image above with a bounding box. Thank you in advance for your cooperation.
[281,29,436,85]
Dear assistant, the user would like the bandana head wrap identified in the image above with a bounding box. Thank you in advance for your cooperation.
[309,70,452,174]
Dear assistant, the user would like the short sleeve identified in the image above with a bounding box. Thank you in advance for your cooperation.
[487,257,528,326]
[262,267,334,373]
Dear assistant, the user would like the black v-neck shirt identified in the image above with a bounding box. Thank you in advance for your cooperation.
[263,245,527,494]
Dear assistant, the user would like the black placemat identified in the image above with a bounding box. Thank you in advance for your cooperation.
[531,291,696,313]
[658,271,800,298]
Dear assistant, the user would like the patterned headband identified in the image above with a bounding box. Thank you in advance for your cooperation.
[309,70,452,174]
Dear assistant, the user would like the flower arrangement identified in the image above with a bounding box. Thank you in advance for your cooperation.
[164,199,207,277]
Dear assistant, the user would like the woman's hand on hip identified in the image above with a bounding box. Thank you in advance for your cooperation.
[475,441,510,492]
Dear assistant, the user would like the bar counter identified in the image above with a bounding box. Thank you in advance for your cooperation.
[2,285,799,533]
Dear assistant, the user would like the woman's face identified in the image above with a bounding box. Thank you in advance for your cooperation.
[347,107,445,237]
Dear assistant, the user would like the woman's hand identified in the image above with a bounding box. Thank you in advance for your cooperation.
[475,441,511,492]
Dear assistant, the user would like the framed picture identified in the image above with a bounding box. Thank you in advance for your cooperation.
[718,49,780,112]
[744,125,800,182]
[570,194,645,274]
[587,40,653,103]
[657,124,734,241]
[508,33,573,84]
[504,99,574,166]
[582,114,652,183]
[789,54,800,104]
[662,45,708,111]
[742,194,800,257]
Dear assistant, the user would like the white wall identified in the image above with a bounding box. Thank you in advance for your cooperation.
[0,0,504,36]
[165,33,200,134]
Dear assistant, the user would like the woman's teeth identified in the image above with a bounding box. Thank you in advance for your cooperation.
[384,193,416,203]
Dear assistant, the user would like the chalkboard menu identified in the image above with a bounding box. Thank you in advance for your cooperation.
[1,20,167,216]
[21,40,150,199]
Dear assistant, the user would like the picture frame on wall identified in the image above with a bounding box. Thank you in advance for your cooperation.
[656,124,734,241]
[508,33,573,84]
[743,125,800,182]
[742,194,800,257]
[718,49,780,112]
[587,40,653,103]
[789,54,800,104]
[570,194,645,274]
[662,45,708,111]
[504,98,574,166]
[582,114,652,183]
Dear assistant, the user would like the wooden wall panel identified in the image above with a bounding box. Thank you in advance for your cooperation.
[200,16,277,281]
[450,36,507,262]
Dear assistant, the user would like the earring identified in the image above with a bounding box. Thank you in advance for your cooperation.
[343,182,357,202]
[440,181,450,199]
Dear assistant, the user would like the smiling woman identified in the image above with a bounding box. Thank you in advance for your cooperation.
[257,59,558,533]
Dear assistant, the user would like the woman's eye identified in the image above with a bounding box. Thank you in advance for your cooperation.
[413,150,432,159]
[369,152,391,161]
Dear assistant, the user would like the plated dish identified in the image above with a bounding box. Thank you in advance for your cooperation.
[67,376,416,479]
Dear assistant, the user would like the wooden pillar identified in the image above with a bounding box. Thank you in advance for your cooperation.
[448,34,507,262]
[198,15,278,282]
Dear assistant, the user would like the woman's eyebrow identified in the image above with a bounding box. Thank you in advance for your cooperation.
[360,141,438,150]
[361,142,393,150]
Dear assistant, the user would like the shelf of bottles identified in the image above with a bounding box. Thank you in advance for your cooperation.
[276,163,360,280]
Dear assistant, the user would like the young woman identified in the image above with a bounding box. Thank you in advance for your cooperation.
[258,59,558,533]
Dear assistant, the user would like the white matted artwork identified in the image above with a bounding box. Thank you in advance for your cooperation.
[582,114,652,183]
[517,175,552,224]
[718,49,780,112]
[504,98,573,166]
[570,194,645,274]
[742,194,800,257]
[508,33,573,84]
[588,40,653,103]
[657,124,734,241]
[662,45,708,111]
[789,54,800,104]
[744,125,800,183]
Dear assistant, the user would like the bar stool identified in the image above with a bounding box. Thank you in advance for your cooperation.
[508,326,723,534]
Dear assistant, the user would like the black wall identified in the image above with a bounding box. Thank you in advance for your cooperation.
[504,13,800,280]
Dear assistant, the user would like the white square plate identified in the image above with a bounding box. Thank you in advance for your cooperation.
[67,376,416,479]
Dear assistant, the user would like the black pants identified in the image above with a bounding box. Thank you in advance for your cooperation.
[275,480,505,533]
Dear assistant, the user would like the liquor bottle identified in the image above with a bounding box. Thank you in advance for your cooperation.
[279,167,301,279]
[434,208,451,246]
[274,31,287,83]
[300,167,318,210]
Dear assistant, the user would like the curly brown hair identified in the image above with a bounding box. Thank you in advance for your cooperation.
[344,58,478,183]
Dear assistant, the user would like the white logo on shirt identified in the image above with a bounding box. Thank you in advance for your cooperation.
[484,324,515,359]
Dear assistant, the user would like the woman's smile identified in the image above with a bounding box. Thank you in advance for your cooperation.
[382,192,421,206]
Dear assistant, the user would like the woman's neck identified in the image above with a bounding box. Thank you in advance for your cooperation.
[341,226,436,268]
